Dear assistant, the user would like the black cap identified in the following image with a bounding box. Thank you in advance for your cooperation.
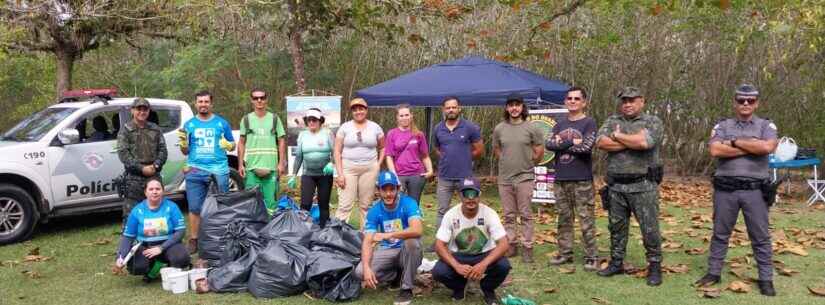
[505,93,524,104]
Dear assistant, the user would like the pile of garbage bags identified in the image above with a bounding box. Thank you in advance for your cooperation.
[200,188,363,301]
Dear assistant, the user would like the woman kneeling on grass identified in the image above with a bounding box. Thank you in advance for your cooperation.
[113,177,190,280]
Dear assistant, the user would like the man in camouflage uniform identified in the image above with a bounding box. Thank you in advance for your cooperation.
[595,87,664,286]
[694,84,778,296]
[116,98,168,223]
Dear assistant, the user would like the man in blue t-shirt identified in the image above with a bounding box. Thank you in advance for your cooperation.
[431,96,483,252]
[355,171,423,305]
[177,90,236,254]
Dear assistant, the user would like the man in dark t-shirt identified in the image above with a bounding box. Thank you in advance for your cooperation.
[545,86,599,271]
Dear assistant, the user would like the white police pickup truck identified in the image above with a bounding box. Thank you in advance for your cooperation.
[0,89,242,244]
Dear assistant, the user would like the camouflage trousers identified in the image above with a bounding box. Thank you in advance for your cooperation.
[607,189,662,263]
[554,181,598,259]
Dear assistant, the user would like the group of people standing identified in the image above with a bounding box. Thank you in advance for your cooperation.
[111,82,781,304]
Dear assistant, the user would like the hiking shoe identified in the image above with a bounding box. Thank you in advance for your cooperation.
[394,289,413,305]
[521,247,534,264]
[597,260,624,277]
[583,258,599,272]
[548,255,573,266]
[188,238,198,255]
[646,262,662,286]
[757,280,776,296]
[694,274,721,287]
[482,290,500,305]
[505,244,518,258]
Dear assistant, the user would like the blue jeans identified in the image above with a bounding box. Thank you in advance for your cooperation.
[185,167,229,215]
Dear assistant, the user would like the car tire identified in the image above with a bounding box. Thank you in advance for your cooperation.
[0,184,37,245]
[228,168,245,191]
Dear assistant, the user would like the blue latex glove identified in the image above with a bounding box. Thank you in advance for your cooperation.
[323,162,335,176]
[287,176,297,189]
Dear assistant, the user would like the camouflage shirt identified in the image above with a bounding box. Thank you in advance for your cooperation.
[116,121,167,198]
[596,113,663,193]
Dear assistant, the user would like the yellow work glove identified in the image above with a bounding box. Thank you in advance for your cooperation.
[219,137,235,152]
[176,129,188,150]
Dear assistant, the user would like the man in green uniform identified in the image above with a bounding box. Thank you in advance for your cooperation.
[116,98,168,223]
[595,87,664,286]
[237,88,286,215]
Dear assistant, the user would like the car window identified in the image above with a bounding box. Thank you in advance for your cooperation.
[124,106,180,133]
[1,107,77,142]
[73,109,121,143]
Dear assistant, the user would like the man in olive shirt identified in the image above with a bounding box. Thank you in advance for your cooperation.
[595,87,665,286]
[492,94,544,263]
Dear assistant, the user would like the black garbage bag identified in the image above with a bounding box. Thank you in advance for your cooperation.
[220,221,264,266]
[199,187,269,265]
[259,209,317,247]
[208,247,258,293]
[305,250,361,302]
[309,219,363,258]
[248,239,310,298]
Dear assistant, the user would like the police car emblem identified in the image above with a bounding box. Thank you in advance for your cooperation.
[82,152,104,170]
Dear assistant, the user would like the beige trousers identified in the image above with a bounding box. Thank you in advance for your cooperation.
[335,159,379,227]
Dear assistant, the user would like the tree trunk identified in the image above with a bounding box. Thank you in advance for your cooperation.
[54,48,76,96]
[288,27,307,93]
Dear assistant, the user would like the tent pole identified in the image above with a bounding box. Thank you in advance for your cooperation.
[425,107,433,149]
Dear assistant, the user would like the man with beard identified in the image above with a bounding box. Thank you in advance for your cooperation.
[116,98,168,225]
[355,171,423,305]
[595,87,665,286]
[491,94,544,263]
[177,90,235,253]
[430,97,483,252]
[694,84,778,296]
[432,177,511,305]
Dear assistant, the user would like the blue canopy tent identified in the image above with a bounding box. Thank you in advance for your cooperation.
[355,56,569,107]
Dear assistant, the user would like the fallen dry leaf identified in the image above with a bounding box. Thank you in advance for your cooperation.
[21,270,41,279]
[591,297,610,304]
[22,255,51,263]
[685,247,707,255]
[559,267,576,274]
[82,238,112,246]
[808,286,825,297]
[663,264,689,274]
[728,268,755,281]
[726,281,751,293]
[698,287,722,298]
[777,268,799,277]
[777,246,809,256]
[544,287,558,294]
[28,247,40,256]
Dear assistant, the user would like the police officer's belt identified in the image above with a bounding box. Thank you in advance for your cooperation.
[606,173,647,185]
[712,176,764,191]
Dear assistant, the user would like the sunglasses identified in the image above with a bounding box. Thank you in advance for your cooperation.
[252,96,267,101]
[566,97,583,101]
[461,189,479,199]
[735,98,756,105]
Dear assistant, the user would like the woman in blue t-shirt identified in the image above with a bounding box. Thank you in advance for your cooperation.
[113,177,189,280]
[289,108,335,228]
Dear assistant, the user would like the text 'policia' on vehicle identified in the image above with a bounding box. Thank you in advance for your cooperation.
[0,88,242,245]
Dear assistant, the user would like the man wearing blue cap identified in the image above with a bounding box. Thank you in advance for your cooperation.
[694,84,778,296]
[355,170,423,305]
[433,177,511,305]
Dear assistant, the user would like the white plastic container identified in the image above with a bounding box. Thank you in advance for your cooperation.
[167,270,190,294]
[160,267,182,291]
[188,268,209,290]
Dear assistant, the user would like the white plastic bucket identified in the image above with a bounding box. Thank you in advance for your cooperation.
[188,268,208,290]
[167,270,189,294]
[160,267,181,291]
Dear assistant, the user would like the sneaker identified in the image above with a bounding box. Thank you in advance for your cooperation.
[482,290,500,305]
[521,247,534,264]
[583,258,599,272]
[694,274,721,287]
[451,287,466,301]
[505,244,518,258]
[394,289,413,305]
[388,274,402,291]
[597,260,624,277]
[757,280,776,296]
[548,255,573,266]
[188,238,198,255]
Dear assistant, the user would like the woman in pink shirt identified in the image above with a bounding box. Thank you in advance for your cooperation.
[384,104,434,205]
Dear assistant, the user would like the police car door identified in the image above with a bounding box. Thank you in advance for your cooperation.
[48,106,124,208]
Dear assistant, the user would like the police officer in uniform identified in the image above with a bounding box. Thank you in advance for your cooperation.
[116,98,168,223]
[595,87,664,286]
[694,84,778,296]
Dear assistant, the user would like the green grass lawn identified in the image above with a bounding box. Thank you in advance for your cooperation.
[2,182,825,305]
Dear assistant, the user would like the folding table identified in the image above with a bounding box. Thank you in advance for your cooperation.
[769,157,823,205]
